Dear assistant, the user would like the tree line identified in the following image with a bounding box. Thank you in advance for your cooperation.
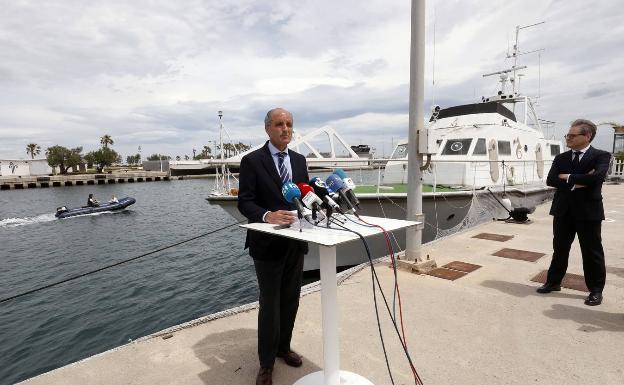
[26,137,253,174]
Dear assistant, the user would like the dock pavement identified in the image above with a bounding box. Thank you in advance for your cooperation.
[22,183,624,384]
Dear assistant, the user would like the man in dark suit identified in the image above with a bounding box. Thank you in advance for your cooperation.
[537,119,611,306]
[238,108,309,385]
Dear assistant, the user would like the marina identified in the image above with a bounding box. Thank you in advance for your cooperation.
[1,2,622,384]
[19,182,624,385]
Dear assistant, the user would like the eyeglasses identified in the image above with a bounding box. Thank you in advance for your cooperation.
[564,133,584,139]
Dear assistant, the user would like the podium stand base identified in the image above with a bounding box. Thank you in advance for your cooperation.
[293,370,374,385]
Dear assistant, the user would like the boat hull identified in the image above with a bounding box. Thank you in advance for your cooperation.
[207,186,554,271]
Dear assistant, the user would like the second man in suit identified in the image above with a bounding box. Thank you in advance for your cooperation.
[537,119,611,306]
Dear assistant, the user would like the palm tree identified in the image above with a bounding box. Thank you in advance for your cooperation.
[26,143,41,159]
[100,134,114,148]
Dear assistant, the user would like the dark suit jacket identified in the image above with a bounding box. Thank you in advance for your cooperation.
[237,141,310,260]
[546,146,611,220]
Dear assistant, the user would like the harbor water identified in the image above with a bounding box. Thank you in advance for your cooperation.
[0,179,255,384]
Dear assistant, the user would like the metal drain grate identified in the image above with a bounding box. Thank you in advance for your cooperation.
[472,233,514,242]
[442,261,482,273]
[530,270,589,292]
[492,248,545,262]
[427,268,467,281]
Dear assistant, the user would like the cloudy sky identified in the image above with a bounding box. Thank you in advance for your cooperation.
[1,0,622,160]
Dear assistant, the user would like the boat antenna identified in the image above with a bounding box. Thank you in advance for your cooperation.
[538,51,542,100]
[506,21,546,95]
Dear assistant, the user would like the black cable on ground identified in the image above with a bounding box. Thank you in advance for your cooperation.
[318,218,396,385]
[328,217,424,385]
[344,215,400,320]
[0,221,245,304]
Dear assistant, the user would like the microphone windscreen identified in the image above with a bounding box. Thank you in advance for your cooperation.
[281,182,301,203]
[325,174,345,193]
[296,182,314,197]
[310,177,328,195]
[334,169,347,179]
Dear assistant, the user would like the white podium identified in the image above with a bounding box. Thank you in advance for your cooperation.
[241,214,420,385]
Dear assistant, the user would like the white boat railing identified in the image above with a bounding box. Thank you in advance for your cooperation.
[610,158,624,179]
[205,157,623,196]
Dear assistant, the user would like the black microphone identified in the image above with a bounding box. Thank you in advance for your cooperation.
[309,177,343,214]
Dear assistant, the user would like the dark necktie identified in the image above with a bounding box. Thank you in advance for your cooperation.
[571,151,581,173]
[277,152,290,185]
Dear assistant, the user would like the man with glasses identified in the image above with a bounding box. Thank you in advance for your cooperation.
[537,119,611,306]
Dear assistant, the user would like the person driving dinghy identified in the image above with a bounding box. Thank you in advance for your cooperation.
[87,193,99,207]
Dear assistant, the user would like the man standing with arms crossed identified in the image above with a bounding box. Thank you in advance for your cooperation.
[537,119,611,306]
[238,108,309,385]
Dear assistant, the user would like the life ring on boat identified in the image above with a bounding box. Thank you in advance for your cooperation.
[535,143,544,179]
[515,144,523,159]
[488,139,499,183]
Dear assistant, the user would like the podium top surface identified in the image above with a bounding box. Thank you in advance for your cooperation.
[240,214,420,246]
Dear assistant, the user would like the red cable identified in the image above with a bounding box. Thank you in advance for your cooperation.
[357,216,422,384]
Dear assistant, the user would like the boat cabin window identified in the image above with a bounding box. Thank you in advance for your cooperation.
[391,144,407,159]
[472,138,487,155]
[550,144,561,156]
[441,139,472,155]
[497,141,511,156]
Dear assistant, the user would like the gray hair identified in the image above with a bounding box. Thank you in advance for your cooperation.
[264,108,293,128]
[571,118,597,142]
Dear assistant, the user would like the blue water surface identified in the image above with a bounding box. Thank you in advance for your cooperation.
[0,179,255,384]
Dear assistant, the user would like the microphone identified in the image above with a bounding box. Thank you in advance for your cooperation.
[297,182,326,222]
[326,174,358,214]
[281,182,307,220]
[309,177,342,213]
[334,169,360,208]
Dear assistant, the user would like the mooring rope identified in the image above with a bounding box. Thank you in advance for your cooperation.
[0,220,245,304]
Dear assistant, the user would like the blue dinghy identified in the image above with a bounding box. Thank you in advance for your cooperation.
[55,197,136,219]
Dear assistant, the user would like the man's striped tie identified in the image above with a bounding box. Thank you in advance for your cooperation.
[277,152,290,185]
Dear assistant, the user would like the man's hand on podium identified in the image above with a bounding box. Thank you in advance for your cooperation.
[266,210,296,225]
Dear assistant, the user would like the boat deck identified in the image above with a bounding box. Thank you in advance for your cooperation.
[21,183,624,385]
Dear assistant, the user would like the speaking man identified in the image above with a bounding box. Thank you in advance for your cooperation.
[238,108,309,385]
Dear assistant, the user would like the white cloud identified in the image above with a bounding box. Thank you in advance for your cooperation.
[0,0,622,160]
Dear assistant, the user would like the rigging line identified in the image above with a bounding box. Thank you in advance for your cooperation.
[0,221,245,304]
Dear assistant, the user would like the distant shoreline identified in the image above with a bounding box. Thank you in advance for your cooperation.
[0,171,177,190]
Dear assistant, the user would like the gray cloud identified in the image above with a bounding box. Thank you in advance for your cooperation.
[0,0,622,160]
[584,87,617,99]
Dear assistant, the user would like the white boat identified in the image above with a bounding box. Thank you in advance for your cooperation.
[384,95,562,188]
[208,23,560,272]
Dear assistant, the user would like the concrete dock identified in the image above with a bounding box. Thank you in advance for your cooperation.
[21,184,624,384]
[0,171,170,190]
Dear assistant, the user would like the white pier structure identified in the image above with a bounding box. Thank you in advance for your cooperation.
[169,126,369,175]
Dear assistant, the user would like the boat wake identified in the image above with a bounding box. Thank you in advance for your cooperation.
[0,213,57,228]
